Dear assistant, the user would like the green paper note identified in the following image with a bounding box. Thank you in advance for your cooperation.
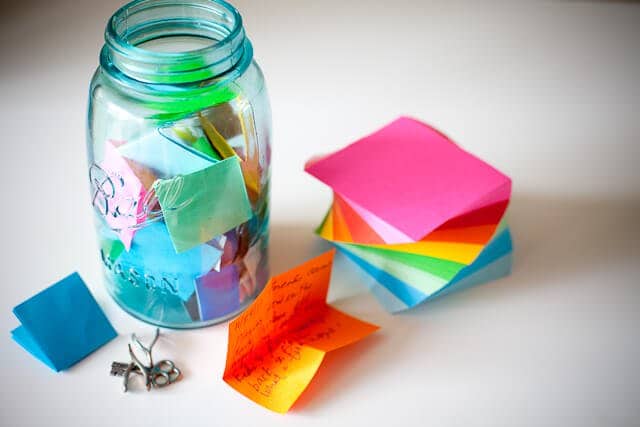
[191,136,221,160]
[341,243,466,280]
[101,238,125,262]
[335,242,450,295]
[153,157,253,253]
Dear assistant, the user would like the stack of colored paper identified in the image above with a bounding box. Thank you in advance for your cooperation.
[305,117,513,313]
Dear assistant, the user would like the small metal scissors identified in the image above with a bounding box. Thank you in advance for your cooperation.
[111,328,181,392]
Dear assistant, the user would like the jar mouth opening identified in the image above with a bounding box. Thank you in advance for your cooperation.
[103,0,251,84]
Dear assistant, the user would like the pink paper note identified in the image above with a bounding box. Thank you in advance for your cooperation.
[95,140,146,250]
[305,117,511,242]
[341,194,413,243]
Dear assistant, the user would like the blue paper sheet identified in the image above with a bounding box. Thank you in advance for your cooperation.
[118,130,215,178]
[115,221,222,301]
[431,253,513,300]
[339,228,513,313]
[11,273,117,372]
[428,230,513,300]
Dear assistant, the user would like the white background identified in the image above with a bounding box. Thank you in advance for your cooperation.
[1,1,639,426]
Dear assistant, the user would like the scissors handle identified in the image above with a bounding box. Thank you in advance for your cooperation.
[150,360,181,388]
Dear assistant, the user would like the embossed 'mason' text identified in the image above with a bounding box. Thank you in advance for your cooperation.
[100,249,179,295]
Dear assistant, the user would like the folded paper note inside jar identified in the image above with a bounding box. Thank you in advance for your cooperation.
[199,113,238,159]
[195,264,240,321]
[223,250,379,413]
[95,140,147,250]
[200,102,263,205]
[114,221,223,301]
[153,156,253,253]
[237,108,262,205]
[119,130,216,178]
[161,125,222,161]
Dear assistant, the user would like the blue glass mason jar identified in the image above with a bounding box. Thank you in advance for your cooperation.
[86,0,271,328]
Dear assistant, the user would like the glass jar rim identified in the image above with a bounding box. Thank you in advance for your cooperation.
[102,0,252,85]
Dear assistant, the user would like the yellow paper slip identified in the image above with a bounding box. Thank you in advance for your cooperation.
[317,207,334,240]
[199,112,238,159]
[361,240,484,264]
[223,250,379,413]
[237,107,261,203]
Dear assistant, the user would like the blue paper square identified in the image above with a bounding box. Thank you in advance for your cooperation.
[339,228,513,313]
[115,221,222,302]
[11,272,117,372]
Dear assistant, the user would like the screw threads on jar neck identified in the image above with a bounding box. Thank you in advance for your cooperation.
[102,0,252,84]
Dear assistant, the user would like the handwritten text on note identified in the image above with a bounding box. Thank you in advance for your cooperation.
[223,250,379,413]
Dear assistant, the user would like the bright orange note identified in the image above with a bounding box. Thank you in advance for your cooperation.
[223,250,379,413]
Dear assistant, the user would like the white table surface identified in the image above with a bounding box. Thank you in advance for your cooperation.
[1,1,639,426]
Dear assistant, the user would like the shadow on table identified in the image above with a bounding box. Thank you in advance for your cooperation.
[268,222,331,277]
[268,193,640,412]
[405,192,640,316]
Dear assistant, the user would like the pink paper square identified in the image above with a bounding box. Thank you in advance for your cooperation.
[305,117,511,241]
[94,141,147,249]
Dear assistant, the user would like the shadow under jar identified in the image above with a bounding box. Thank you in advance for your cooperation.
[86,0,271,328]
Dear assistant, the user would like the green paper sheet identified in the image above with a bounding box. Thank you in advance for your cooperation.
[341,244,466,280]
[335,242,450,295]
[153,157,253,253]
[100,238,124,262]
[191,136,220,160]
[166,125,222,161]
